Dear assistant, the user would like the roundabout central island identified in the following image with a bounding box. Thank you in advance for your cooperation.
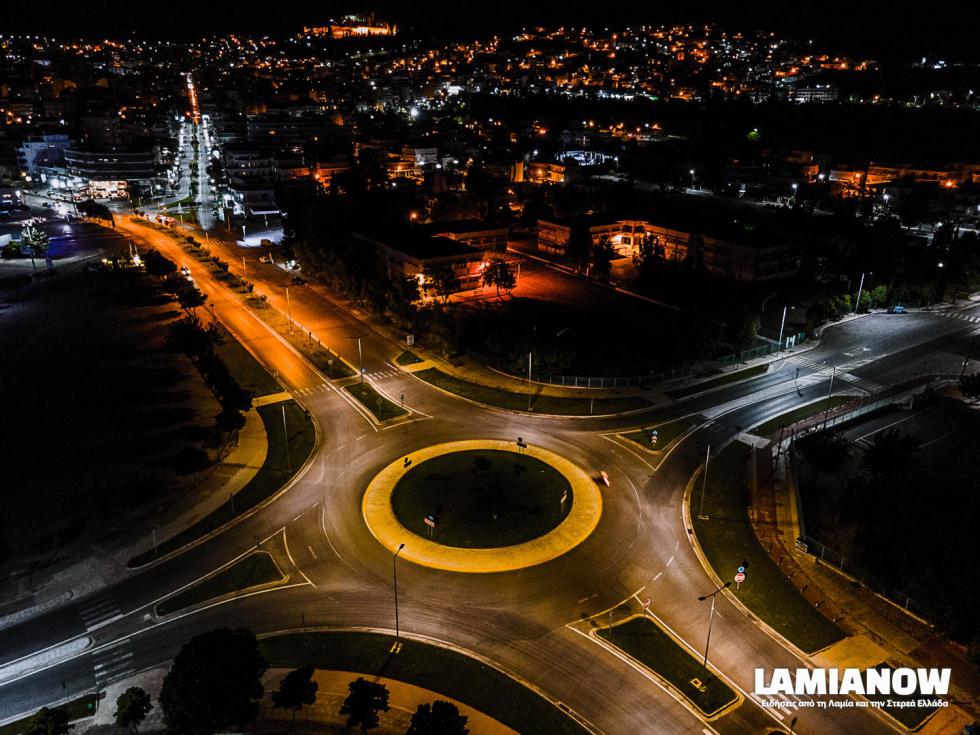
[362,439,603,573]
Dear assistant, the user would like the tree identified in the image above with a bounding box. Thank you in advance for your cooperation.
[405,700,469,735]
[160,628,267,735]
[565,217,591,271]
[272,666,319,724]
[481,258,515,299]
[795,430,849,477]
[115,687,153,734]
[862,428,919,479]
[959,372,980,401]
[23,708,73,735]
[144,249,178,278]
[21,223,49,272]
[589,235,616,282]
[339,677,389,732]
[427,265,460,304]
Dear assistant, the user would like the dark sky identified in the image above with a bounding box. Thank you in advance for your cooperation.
[6,1,979,61]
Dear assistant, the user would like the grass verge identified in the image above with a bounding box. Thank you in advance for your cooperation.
[345,381,408,421]
[258,631,590,735]
[415,368,651,416]
[598,617,737,717]
[128,401,315,567]
[248,303,355,379]
[213,332,283,397]
[622,418,695,451]
[691,442,844,653]
[749,396,854,437]
[156,551,283,616]
[396,350,423,366]
[391,449,570,547]
[0,695,99,735]
[667,364,768,400]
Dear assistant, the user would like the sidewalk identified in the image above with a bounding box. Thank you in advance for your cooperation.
[78,667,515,735]
[749,448,979,729]
[0,407,269,631]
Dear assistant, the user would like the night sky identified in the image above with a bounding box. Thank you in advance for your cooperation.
[5,1,979,61]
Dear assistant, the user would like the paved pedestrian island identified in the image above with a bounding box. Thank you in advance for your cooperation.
[362,439,602,573]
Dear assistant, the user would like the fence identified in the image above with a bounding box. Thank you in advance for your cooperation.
[528,331,807,390]
[784,380,952,624]
[795,534,927,621]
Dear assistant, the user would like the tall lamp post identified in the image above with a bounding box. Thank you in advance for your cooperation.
[822,364,837,429]
[393,543,406,645]
[697,580,732,675]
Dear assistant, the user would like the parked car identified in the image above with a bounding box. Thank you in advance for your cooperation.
[292,275,306,285]
[887,305,907,314]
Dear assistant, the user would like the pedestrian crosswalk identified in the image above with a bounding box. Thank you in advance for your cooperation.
[78,592,122,632]
[92,638,135,689]
[364,368,400,380]
[292,383,331,397]
[786,355,881,394]
[939,310,980,325]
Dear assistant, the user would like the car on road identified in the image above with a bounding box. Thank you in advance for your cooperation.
[887,305,907,314]
[292,275,306,285]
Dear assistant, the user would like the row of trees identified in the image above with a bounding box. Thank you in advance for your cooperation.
[19,628,469,735]
[795,417,978,650]
[143,248,253,433]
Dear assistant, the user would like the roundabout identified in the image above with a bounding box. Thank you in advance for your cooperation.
[362,439,603,573]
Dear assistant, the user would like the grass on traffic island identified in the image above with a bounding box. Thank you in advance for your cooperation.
[864,663,939,730]
[345,381,409,422]
[621,418,695,452]
[258,631,590,735]
[395,350,423,366]
[213,329,283,397]
[244,298,355,379]
[691,442,844,654]
[414,367,651,416]
[0,694,100,735]
[391,449,571,548]
[128,401,315,567]
[666,363,768,400]
[749,396,854,438]
[598,616,738,717]
[156,551,284,616]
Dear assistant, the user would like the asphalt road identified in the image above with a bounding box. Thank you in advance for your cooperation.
[2,220,978,734]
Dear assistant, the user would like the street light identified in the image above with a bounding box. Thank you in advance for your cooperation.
[697,580,732,674]
[822,364,837,429]
[393,543,406,645]
[689,168,696,189]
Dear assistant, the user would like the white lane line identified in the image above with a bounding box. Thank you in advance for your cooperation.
[577,593,598,604]
[283,528,315,589]
[653,572,663,582]
[665,556,674,567]
[307,545,318,560]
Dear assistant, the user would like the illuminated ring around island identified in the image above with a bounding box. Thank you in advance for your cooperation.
[362,440,602,573]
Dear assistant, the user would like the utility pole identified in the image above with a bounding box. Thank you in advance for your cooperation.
[393,543,405,646]
[241,255,247,281]
[527,352,533,412]
[822,366,837,429]
[776,305,787,355]
[282,404,291,473]
[698,581,732,674]
[358,338,364,383]
[286,287,292,333]
[853,272,866,315]
[698,444,711,520]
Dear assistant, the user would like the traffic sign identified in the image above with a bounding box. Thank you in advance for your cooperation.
[737,565,745,574]
[734,572,746,583]
[424,516,436,528]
